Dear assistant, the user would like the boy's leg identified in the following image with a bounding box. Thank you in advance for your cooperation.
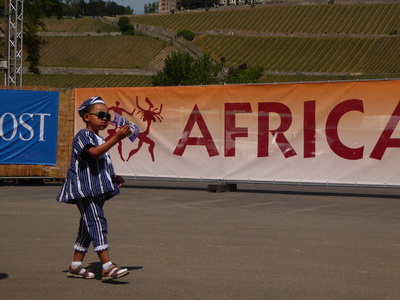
[97,249,111,264]
[73,250,86,262]
[68,250,95,279]
[68,200,97,279]
[76,196,109,252]
[75,196,129,281]
[68,244,95,279]
[99,249,129,282]
[73,216,91,252]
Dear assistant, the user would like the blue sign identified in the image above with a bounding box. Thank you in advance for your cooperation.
[0,90,59,165]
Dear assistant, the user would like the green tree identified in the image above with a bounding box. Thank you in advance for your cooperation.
[117,16,134,35]
[177,30,195,41]
[23,0,63,74]
[223,64,264,84]
[61,0,133,17]
[61,0,85,17]
[144,1,157,14]
[0,0,4,16]
[85,0,106,16]
[180,0,218,10]
[124,6,133,14]
[153,52,194,86]
[184,54,221,85]
[152,52,263,87]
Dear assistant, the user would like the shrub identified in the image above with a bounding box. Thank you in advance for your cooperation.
[118,17,134,35]
[223,65,264,84]
[177,30,195,41]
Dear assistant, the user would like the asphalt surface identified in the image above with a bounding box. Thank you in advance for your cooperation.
[1,180,400,300]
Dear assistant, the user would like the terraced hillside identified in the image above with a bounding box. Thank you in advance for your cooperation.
[42,17,118,32]
[130,4,400,34]
[194,35,400,73]
[23,17,179,88]
[23,3,400,88]
[39,36,169,69]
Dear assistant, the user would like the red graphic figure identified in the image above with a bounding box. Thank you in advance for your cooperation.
[126,97,163,162]
[105,101,136,161]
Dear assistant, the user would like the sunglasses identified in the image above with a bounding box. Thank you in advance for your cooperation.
[87,111,112,121]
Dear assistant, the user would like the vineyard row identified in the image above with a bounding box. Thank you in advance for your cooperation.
[131,4,400,35]
[194,35,400,73]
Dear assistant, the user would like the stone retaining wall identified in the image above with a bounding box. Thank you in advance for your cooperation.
[135,25,204,58]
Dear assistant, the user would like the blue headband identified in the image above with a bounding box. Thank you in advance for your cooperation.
[78,96,105,117]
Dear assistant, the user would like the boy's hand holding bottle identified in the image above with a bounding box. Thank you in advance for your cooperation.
[115,125,131,141]
[110,112,140,142]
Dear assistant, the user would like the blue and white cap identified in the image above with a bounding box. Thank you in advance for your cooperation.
[78,96,105,117]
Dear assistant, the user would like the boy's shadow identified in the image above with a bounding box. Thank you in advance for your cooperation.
[63,262,143,285]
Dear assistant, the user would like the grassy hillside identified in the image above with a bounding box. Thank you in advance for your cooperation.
[130,4,400,35]
[42,17,119,32]
[38,36,171,69]
[194,35,400,73]
[130,3,400,77]
[24,4,400,88]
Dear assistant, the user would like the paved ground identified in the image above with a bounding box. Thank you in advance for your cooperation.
[0,180,400,300]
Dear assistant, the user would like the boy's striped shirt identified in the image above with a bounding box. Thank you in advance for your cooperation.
[57,129,119,203]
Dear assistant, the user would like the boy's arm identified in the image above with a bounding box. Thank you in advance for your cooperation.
[116,175,125,187]
[87,125,131,159]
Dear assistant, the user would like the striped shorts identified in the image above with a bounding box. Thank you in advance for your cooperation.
[74,195,109,252]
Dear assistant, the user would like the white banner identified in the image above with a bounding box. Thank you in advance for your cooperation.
[75,80,400,186]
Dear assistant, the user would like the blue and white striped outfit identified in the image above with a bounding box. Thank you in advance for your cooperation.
[57,129,119,203]
[57,129,119,252]
[74,195,109,252]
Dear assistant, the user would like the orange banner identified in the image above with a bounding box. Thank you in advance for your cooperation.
[75,80,400,186]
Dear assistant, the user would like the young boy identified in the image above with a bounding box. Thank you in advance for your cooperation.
[57,96,131,282]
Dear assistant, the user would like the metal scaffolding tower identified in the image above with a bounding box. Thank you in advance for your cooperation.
[5,0,24,87]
